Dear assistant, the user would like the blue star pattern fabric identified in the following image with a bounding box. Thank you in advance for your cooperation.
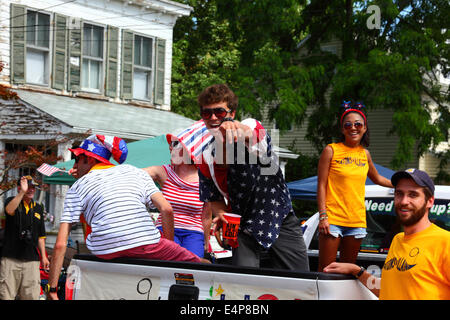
[199,133,293,249]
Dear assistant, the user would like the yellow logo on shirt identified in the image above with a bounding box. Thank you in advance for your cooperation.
[383,247,419,272]
[335,157,366,167]
[34,212,41,220]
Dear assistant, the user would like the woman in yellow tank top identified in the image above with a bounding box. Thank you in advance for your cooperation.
[317,101,393,271]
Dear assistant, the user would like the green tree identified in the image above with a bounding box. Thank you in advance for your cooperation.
[172,0,313,123]
[300,0,450,175]
[171,0,241,119]
[172,0,449,178]
[215,0,313,125]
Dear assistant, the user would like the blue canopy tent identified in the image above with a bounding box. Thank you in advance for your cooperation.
[287,163,395,200]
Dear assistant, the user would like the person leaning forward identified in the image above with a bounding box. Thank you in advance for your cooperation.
[196,84,309,271]
[324,168,450,300]
[0,176,49,300]
[47,135,209,300]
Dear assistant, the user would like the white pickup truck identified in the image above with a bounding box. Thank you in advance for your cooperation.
[64,217,376,300]
[63,184,449,300]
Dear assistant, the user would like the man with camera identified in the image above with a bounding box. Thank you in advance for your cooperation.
[0,176,49,300]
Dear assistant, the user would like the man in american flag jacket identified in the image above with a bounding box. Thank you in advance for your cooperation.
[195,84,309,271]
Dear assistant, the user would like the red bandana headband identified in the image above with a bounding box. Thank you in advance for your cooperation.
[340,101,367,125]
[340,108,367,125]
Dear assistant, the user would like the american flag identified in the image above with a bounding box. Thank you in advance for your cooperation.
[37,163,65,176]
[173,120,213,165]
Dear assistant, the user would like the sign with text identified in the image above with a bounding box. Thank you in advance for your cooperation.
[365,197,450,229]
[74,267,161,300]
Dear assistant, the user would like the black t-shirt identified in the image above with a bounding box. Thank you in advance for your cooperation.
[2,197,46,261]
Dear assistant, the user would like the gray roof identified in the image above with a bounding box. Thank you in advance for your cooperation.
[16,90,195,140]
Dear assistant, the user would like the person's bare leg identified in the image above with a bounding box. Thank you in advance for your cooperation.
[339,236,363,264]
[318,234,341,272]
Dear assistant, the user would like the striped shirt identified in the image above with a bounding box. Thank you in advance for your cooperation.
[155,165,204,233]
[61,164,161,255]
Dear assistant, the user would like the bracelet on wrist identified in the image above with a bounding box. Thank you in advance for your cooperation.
[319,215,328,221]
[45,284,58,293]
[355,266,365,278]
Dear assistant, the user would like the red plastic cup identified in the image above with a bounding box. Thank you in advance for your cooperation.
[222,213,241,240]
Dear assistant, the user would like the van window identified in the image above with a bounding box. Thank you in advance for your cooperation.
[309,197,450,254]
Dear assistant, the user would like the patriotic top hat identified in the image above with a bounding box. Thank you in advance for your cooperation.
[69,134,128,165]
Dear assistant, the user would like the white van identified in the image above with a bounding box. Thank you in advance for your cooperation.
[303,185,450,271]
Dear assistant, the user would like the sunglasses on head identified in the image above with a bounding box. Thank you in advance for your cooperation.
[343,121,364,130]
[200,107,232,120]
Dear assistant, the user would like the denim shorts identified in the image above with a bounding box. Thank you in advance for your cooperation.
[329,224,367,239]
[157,227,205,258]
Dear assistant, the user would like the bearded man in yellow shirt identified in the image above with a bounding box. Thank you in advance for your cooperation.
[324,168,450,300]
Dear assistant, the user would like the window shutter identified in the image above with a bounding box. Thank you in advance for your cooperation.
[52,14,68,90]
[10,4,26,84]
[120,30,134,99]
[105,26,119,98]
[68,18,81,92]
[154,38,166,105]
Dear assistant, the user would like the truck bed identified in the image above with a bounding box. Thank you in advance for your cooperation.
[66,254,377,300]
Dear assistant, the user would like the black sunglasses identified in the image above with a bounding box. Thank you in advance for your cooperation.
[200,107,232,120]
[343,121,364,130]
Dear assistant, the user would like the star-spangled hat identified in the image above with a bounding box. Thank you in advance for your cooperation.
[69,134,128,165]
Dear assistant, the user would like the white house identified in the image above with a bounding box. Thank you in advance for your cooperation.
[1,0,193,107]
[0,1,298,244]
[0,0,194,236]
